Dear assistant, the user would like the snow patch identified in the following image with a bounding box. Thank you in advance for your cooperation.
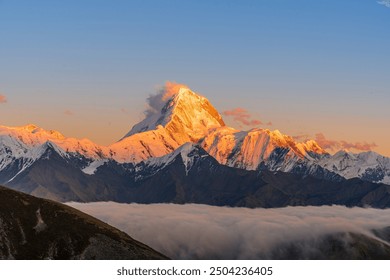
[82,160,108,175]
[33,209,47,233]
[318,151,390,184]
[145,142,199,175]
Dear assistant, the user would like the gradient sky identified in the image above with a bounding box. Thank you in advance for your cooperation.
[1,0,389,155]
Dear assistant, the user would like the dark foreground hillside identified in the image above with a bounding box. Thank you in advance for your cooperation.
[0,185,167,260]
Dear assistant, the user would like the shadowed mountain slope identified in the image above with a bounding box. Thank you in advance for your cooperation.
[0,185,167,260]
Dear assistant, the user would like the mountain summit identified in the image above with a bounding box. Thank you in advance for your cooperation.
[109,84,225,162]
[124,86,225,142]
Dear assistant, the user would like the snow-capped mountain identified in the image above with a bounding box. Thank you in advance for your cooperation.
[88,143,390,208]
[3,139,390,208]
[107,86,332,179]
[0,124,108,183]
[197,126,390,184]
[109,85,389,184]
[108,87,225,162]
[1,83,390,197]
[0,124,107,160]
[200,126,327,171]
[318,150,390,185]
[124,88,225,140]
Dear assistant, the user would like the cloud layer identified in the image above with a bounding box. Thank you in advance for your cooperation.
[63,110,74,116]
[223,108,266,127]
[0,94,7,103]
[315,133,377,152]
[68,203,390,259]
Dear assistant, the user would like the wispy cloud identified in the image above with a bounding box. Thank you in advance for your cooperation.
[339,140,378,151]
[378,0,390,8]
[315,133,377,152]
[223,108,264,127]
[121,108,130,115]
[63,110,74,116]
[292,134,310,142]
[314,133,340,150]
[0,94,7,104]
[145,81,189,117]
[68,202,390,260]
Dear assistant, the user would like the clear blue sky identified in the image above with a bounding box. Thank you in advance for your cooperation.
[1,0,389,155]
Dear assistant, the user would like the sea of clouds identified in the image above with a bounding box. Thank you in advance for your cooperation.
[67,202,390,259]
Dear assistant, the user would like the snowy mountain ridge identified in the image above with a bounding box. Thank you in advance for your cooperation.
[0,124,108,181]
[318,150,390,184]
[200,126,327,171]
[0,124,107,159]
[1,85,389,185]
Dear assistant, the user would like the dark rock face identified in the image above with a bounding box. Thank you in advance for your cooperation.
[4,146,119,202]
[3,145,390,208]
[0,185,168,260]
[116,150,390,208]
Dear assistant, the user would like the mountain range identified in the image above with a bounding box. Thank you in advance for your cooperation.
[1,86,390,206]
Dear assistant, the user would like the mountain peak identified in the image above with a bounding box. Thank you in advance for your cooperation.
[5,124,66,141]
[0,124,107,163]
[23,124,39,132]
[123,84,225,143]
[0,124,66,139]
[111,83,333,164]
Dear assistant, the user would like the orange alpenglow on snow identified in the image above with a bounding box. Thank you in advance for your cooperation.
[2,82,387,187]
[162,81,190,101]
[0,82,332,166]
[0,124,108,160]
[109,82,226,162]
[107,82,328,167]
[0,82,337,168]
[199,127,328,170]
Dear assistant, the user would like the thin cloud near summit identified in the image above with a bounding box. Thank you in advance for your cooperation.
[315,133,377,152]
[145,81,189,117]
